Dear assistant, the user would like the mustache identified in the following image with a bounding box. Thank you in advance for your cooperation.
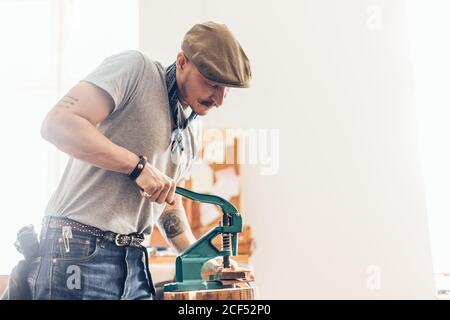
[199,100,215,107]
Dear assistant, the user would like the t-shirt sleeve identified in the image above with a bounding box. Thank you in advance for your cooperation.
[82,50,145,114]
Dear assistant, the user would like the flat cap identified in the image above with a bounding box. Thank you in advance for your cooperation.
[182,21,252,88]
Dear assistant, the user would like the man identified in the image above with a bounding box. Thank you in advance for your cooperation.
[31,21,252,300]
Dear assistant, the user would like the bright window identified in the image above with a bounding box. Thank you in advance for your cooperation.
[407,0,450,274]
[0,0,138,274]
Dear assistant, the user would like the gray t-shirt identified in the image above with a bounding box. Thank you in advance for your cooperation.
[44,50,200,235]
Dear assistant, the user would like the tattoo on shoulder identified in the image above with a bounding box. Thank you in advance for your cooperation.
[159,210,186,238]
[55,95,79,109]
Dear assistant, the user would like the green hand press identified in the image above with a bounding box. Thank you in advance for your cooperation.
[163,186,243,292]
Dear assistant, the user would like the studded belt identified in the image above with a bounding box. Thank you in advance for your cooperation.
[42,216,145,248]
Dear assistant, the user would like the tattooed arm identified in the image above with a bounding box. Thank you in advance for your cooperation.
[157,181,196,253]
[41,81,177,205]
[40,81,139,174]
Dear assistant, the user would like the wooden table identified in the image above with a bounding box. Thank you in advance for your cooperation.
[164,286,258,300]
[150,255,256,300]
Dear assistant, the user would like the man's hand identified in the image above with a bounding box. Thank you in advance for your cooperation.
[135,161,176,205]
[201,257,255,281]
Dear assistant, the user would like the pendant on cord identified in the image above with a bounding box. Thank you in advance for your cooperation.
[170,128,185,165]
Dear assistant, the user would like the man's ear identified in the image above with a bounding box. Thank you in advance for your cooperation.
[176,52,188,70]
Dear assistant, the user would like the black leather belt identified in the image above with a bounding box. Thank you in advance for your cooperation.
[42,216,145,248]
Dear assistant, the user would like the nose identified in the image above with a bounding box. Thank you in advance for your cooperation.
[212,87,227,107]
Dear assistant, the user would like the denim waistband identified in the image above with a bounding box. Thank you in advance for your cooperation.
[41,216,145,248]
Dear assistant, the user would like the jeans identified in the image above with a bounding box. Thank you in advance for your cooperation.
[27,226,155,300]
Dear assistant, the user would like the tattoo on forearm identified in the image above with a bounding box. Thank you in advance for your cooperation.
[159,209,186,238]
[55,95,79,109]
[65,96,79,102]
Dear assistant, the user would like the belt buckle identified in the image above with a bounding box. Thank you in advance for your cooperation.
[114,234,127,247]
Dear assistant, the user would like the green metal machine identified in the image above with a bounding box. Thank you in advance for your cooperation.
[163,186,243,292]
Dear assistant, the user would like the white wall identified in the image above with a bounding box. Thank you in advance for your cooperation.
[139,0,435,299]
